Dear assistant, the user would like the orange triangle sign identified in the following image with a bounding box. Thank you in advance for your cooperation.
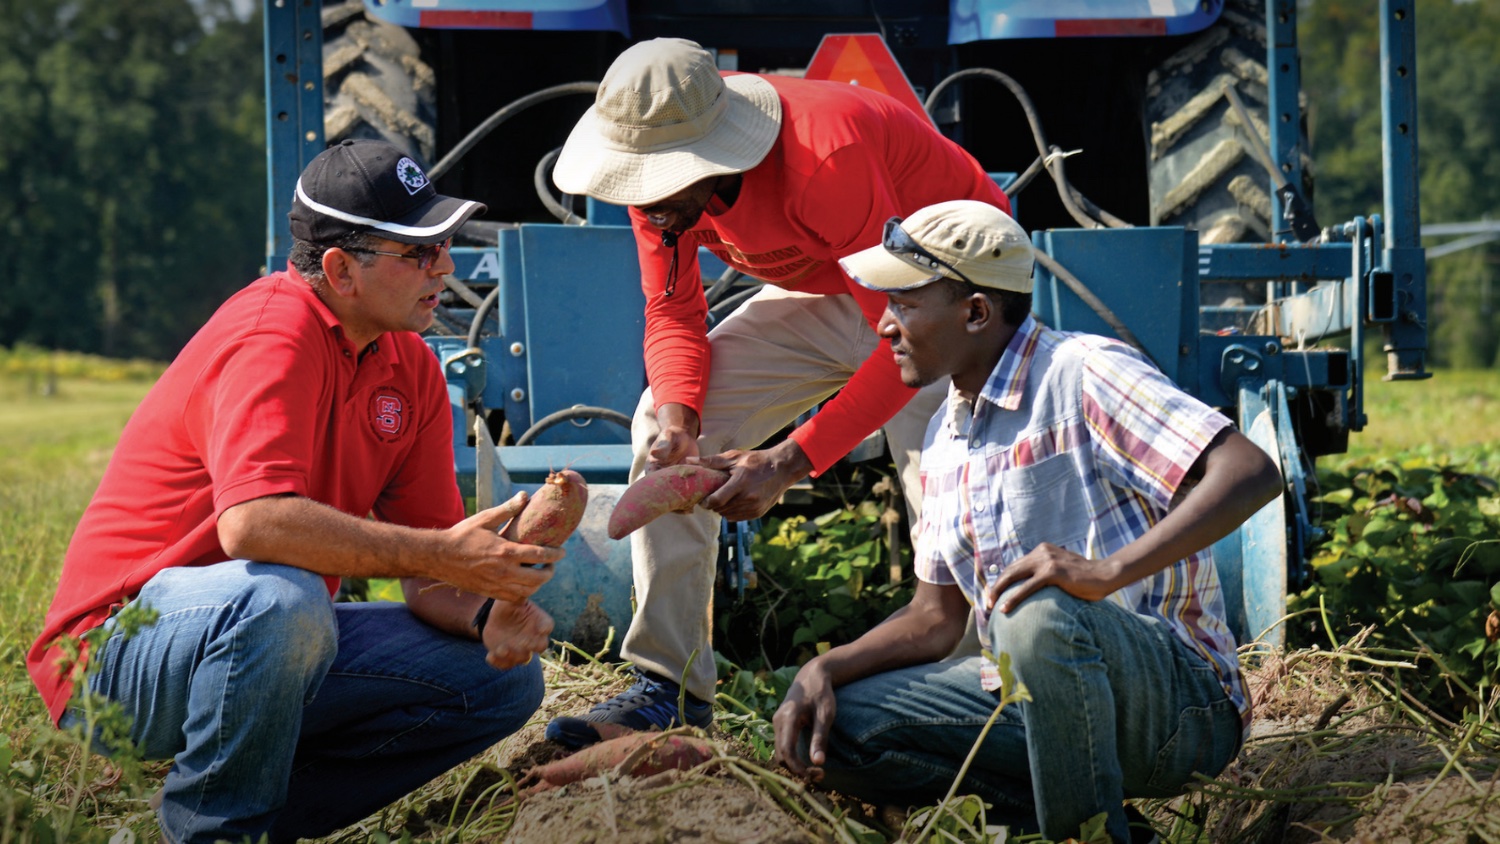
[804,34,932,124]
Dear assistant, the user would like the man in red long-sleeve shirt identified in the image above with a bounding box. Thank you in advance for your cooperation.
[547,37,1013,746]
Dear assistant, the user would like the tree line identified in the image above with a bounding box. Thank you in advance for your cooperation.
[0,0,1494,366]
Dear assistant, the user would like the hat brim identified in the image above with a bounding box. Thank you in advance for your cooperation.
[553,74,782,206]
[376,193,487,245]
[293,177,486,246]
[840,245,949,292]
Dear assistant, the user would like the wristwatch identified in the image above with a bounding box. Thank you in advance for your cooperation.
[471,597,496,635]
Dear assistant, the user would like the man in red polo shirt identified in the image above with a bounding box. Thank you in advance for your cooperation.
[547,38,1014,746]
[28,139,561,844]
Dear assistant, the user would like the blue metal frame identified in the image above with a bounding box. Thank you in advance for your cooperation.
[263,0,326,272]
[1379,0,1429,381]
[1267,0,1307,246]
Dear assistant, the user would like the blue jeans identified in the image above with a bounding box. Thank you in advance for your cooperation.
[68,561,543,844]
[818,586,1242,843]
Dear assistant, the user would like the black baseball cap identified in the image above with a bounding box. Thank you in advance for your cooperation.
[289,139,486,245]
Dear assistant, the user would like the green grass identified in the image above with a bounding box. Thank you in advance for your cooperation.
[1348,369,1500,457]
[1,362,1496,841]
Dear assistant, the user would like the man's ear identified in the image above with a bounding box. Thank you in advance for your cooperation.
[964,290,995,335]
[320,248,360,298]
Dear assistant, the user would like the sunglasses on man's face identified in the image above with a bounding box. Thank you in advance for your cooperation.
[881,218,979,288]
[343,237,452,271]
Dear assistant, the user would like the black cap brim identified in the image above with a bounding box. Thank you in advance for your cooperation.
[292,178,486,245]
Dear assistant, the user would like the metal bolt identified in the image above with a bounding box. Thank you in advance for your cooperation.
[510,388,526,403]
[1264,341,1280,355]
[509,342,525,357]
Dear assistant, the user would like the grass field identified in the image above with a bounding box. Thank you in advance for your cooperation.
[2,358,1498,842]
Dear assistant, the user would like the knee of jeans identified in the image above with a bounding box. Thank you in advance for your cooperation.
[471,657,545,737]
[987,585,1084,668]
[238,565,338,674]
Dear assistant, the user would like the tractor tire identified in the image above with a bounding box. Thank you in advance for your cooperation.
[1145,0,1312,254]
[321,0,437,166]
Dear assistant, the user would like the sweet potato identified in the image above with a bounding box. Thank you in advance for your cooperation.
[521,731,717,795]
[607,465,730,539]
[503,469,589,547]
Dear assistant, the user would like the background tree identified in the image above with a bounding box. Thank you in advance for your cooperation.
[0,0,264,360]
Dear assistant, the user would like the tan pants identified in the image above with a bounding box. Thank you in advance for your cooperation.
[621,286,948,700]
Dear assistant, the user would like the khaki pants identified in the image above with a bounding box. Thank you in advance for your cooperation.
[621,286,948,700]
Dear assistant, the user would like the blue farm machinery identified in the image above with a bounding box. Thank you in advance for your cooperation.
[262,0,1428,652]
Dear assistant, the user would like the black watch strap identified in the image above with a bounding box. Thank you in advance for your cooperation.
[471,597,496,635]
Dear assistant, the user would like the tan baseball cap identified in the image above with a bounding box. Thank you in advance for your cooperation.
[552,38,782,206]
[840,200,1034,294]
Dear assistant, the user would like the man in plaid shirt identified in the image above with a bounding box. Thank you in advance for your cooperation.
[771,200,1283,843]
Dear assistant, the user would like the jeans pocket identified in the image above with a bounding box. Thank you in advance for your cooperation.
[1143,698,1241,796]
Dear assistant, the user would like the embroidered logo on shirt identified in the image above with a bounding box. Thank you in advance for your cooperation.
[369,387,411,442]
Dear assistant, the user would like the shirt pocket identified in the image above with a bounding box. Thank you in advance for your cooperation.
[1001,453,1089,553]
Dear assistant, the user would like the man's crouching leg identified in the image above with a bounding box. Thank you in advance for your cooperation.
[813,659,1039,834]
[79,561,341,844]
[989,585,1242,844]
[270,599,544,841]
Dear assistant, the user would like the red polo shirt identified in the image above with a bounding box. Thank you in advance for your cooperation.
[28,270,464,722]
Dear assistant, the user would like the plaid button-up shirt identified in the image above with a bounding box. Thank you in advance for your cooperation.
[915,315,1250,728]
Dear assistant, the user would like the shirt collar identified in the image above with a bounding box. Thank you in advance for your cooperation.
[982,313,1043,412]
[282,266,403,368]
[940,313,1044,435]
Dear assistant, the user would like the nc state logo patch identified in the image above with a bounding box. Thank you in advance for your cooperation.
[368,387,412,442]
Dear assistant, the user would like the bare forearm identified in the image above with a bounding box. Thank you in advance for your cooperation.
[1110,429,1283,585]
[219,495,447,580]
[403,577,486,638]
[217,493,561,601]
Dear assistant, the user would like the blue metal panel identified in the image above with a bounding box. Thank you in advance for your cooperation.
[527,482,635,658]
[1033,227,1198,390]
[950,0,1220,43]
[517,224,646,445]
[1199,242,1353,283]
[362,0,629,34]
[263,0,326,272]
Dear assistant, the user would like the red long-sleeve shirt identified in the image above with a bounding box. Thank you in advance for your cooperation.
[631,73,1012,473]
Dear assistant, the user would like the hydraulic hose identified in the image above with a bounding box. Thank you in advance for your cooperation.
[925,68,1129,231]
[429,82,599,181]
[535,147,585,225]
[514,405,633,446]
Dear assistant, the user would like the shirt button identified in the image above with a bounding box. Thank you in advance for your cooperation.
[974,500,986,512]
[342,350,351,357]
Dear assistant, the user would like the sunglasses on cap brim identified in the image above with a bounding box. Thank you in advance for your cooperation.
[881,217,980,288]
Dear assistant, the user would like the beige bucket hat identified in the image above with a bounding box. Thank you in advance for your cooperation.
[841,200,1034,294]
[552,38,782,206]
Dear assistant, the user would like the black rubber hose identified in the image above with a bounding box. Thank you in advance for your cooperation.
[467,284,502,352]
[429,82,599,181]
[535,146,584,225]
[514,406,633,447]
[925,68,1129,230]
[1034,251,1160,369]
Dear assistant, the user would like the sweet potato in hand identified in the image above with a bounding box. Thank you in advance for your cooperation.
[607,465,730,539]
